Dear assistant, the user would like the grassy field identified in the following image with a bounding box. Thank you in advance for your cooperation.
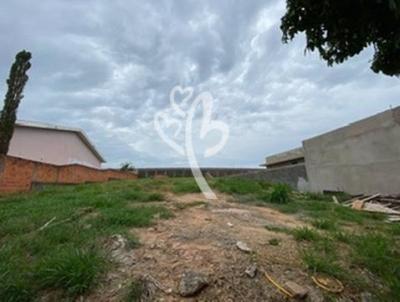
[211,177,400,300]
[0,177,399,301]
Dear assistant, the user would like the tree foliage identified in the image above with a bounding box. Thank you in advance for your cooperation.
[0,50,32,155]
[120,162,136,172]
[281,1,400,76]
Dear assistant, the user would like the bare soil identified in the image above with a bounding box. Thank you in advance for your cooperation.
[88,193,328,301]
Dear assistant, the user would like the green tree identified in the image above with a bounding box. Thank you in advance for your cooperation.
[281,1,400,76]
[120,162,135,172]
[0,50,32,154]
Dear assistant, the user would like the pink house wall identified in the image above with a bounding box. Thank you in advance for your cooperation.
[8,126,102,168]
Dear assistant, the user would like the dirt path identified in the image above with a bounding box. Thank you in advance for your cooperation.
[89,193,326,301]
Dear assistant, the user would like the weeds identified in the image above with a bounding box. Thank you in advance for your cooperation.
[351,233,400,287]
[259,184,292,204]
[174,201,207,210]
[312,219,337,231]
[302,250,344,278]
[292,227,320,241]
[298,192,330,201]
[331,231,352,243]
[212,177,270,195]
[96,206,172,228]
[0,180,173,301]
[268,238,280,246]
[124,279,146,302]
[35,248,106,296]
[264,224,292,234]
[172,178,201,193]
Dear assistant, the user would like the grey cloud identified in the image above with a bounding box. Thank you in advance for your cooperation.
[0,0,399,168]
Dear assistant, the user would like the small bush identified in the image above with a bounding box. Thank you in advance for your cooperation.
[292,227,320,241]
[35,248,105,296]
[261,184,291,204]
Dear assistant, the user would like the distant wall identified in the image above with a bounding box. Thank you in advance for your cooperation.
[303,106,400,195]
[232,164,308,190]
[137,167,262,178]
[0,155,137,194]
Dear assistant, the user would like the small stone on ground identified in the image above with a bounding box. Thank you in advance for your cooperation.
[284,281,309,299]
[236,241,252,253]
[178,271,208,297]
[245,263,257,278]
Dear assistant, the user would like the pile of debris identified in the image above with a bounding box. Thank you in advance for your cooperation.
[343,194,400,222]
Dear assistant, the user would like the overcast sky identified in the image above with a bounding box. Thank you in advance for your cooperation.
[1,0,399,168]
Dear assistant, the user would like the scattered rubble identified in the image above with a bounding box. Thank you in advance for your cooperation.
[245,263,257,278]
[345,194,400,220]
[107,234,136,266]
[178,271,209,297]
[236,241,252,253]
[284,281,309,299]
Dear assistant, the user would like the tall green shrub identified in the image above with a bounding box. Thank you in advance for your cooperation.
[0,50,32,155]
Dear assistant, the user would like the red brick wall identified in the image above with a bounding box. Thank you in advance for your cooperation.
[0,155,137,193]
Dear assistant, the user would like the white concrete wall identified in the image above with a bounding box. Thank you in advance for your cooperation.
[8,126,102,168]
[303,106,400,195]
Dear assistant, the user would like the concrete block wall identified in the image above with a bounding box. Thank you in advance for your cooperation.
[0,155,137,194]
[233,164,308,190]
[137,167,262,178]
[303,106,400,195]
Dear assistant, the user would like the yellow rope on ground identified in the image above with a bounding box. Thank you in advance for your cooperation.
[264,272,294,298]
[311,276,344,293]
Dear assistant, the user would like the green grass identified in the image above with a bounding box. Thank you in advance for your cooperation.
[302,250,344,278]
[174,201,207,210]
[331,230,352,243]
[95,206,172,228]
[264,224,292,234]
[172,178,201,193]
[35,247,106,296]
[351,233,400,297]
[312,219,337,231]
[258,184,292,204]
[123,279,146,302]
[0,179,172,301]
[212,177,271,195]
[0,177,398,301]
[292,227,320,241]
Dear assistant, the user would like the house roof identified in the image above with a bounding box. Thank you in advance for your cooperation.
[264,147,304,166]
[15,120,106,163]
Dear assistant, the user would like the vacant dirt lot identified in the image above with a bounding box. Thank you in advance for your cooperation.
[1,178,398,301]
[88,192,344,301]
